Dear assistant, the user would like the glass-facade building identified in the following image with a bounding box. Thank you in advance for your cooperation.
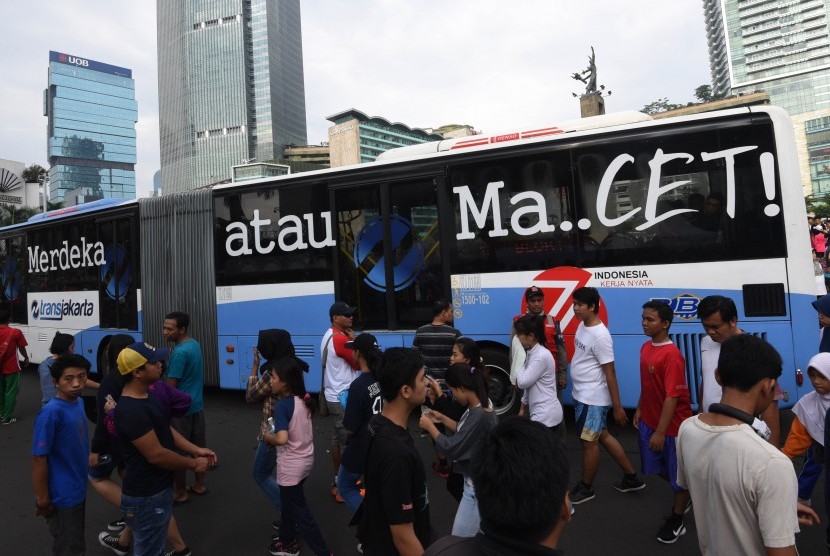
[45,51,137,204]
[702,0,830,196]
[157,0,307,193]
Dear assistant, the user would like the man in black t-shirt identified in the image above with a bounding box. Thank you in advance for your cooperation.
[361,347,430,555]
[115,342,217,556]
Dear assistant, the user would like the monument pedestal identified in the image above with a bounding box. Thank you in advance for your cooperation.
[580,93,605,117]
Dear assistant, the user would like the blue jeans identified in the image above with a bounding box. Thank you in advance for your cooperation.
[279,480,330,555]
[253,440,281,510]
[121,487,173,556]
[336,465,363,513]
[798,446,822,501]
[451,475,481,537]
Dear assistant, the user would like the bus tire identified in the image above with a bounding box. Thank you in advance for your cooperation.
[481,346,518,416]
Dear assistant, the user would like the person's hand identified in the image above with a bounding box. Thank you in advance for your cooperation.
[34,498,54,518]
[518,403,527,417]
[632,407,641,429]
[648,430,665,452]
[797,502,820,526]
[193,447,218,467]
[253,348,260,364]
[612,406,628,427]
[89,452,99,468]
[192,457,211,473]
[426,376,443,401]
[104,399,116,412]
[557,374,567,389]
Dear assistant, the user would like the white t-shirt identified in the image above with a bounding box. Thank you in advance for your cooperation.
[569,322,614,406]
[516,343,562,428]
[699,335,721,413]
[320,327,358,403]
[676,416,799,555]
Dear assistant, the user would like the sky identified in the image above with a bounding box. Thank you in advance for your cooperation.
[1,1,713,198]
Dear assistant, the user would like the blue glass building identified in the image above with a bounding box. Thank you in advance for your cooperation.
[45,51,137,204]
[157,0,307,193]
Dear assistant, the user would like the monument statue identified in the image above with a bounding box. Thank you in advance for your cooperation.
[570,47,610,117]
[572,46,598,95]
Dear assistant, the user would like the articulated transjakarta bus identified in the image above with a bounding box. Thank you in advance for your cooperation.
[1,106,817,414]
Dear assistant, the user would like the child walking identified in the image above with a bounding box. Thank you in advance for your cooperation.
[419,362,498,537]
[265,357,330,556]
[633,300,692,544]
[782,352,830,533]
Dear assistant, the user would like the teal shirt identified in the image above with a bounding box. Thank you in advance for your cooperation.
[166,339,204,414]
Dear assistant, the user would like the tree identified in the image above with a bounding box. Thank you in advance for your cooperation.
[21,164,46,183]
[641,97,683,115]
[694,85,713,104]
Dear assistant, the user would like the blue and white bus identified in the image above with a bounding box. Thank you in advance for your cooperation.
[1,106,816,413]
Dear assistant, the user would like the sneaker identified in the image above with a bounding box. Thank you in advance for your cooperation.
[1,417,18,425]
[98,532,129,556]
[613,474,646,493]
[269,539,300,556]
[656,514,686,544]
[432,461,450,479]
[683,498,693,515]
[108,519,126,532]
[569,482,595,505]
[164,548,192,556]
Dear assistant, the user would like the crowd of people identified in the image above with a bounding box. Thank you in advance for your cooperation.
[26,282,830,555]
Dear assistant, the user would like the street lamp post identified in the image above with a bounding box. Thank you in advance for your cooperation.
[38,173,49,213]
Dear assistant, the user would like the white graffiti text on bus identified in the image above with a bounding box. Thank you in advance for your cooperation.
[28,238,105,273]
[224,209,336,256]
[453,146,777,239]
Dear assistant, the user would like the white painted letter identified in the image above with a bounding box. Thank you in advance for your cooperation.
[225,222,252,256]
[597,154,641,226]
[453,182,508,240]
[28,246,39,273]
[251,209,275,254]
[701,146,757,218]
[305,212,336,248]
[635,149,696,231]
[510,191,556,236]
[277,215,308,252]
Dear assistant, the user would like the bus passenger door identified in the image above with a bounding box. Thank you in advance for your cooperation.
[332,175,447,334]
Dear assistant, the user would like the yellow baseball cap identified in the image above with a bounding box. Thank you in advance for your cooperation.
[117,342,170,375]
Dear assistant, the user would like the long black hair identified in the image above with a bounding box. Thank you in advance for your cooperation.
[272,356,315,417]
[514,314,546,348]
[454,337,484,370]
[446,362,490,409]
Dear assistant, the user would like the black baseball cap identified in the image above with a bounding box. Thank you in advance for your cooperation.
[329,301,357,317]
[525,286,544,301]
[345,333,379,352]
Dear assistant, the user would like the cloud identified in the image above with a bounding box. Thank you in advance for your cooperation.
[0,0,711,198]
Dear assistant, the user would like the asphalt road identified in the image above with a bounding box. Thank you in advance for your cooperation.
[2,369,827,555]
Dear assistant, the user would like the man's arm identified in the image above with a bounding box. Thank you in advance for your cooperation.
[601,362,628,426]
[132,429,209,472]
[18,345,29,368]
[765,547,797,555]
[31,455,53,517]
[649,396,678,452]
[390,523,424,556]
[761,400,780,447]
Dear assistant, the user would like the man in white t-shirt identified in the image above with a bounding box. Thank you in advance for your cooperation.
[697,295,781,446]
[321,301,359,501]
[568,287,644,505]
[677,334,816,556]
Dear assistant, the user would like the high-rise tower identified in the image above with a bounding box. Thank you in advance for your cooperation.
[45,51,137,205]
[157,0,307,193]
[701,0,830,195]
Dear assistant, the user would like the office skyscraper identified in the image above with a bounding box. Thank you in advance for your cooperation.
[702,0,830,195]
[45,51,137,204]
[157,0,307,193]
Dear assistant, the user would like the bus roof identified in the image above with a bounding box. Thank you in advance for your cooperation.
[0,198,136,231]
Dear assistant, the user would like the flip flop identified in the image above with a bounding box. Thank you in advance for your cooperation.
[186,485,209,496]
[173,496,190,506]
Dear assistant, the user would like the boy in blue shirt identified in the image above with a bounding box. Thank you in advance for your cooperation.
[32,354,91,556]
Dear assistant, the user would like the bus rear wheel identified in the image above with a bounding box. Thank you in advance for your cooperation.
[481,347,518,416]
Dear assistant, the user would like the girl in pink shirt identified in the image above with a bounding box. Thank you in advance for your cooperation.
[264,357,330,556]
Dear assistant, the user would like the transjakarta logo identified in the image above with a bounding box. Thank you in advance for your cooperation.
[58,53,89,67]
[31,298,95,321]
[28,238,105,273]
[651,293,701,321]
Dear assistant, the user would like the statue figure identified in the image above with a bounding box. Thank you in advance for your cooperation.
[572,46,598,95]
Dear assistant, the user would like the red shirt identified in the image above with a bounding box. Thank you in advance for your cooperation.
[513,313,559,358]
[0,326,27,375]
[639,341,691,436]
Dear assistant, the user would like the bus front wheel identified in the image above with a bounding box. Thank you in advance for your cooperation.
[481,347,518,416]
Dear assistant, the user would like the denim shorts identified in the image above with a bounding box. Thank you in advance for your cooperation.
[121,487,173,556]
[573,400,610,442]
